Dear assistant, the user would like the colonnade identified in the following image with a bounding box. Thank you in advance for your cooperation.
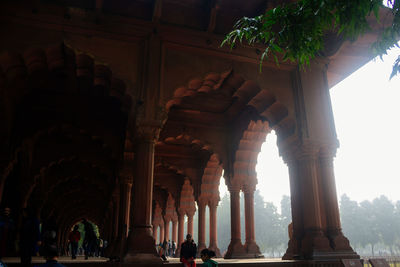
[103,60,357,263]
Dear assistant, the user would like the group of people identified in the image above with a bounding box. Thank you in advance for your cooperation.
[0,206,105,266]
[0,206,66,266]
[157,234,218,266]
[179,234,218,267]
[158,239,176,259]
[67,219,105,260]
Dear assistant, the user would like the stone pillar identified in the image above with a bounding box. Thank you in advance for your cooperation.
[160,223,165,243]
[197,200,206,252]
[319,148,357,256]
[124,125,160,263]
[224,185,246,258]
[243,185,262,257]
[208,201,221,257]
[282,157,303,260]
[298,145,332,258]
[172,220,178,243]
[113,176,133,257]
[164,219,170,242]
[107,190,120,255]
[187,211,194,237]
[175,212,185,257]
[153,225,158,243]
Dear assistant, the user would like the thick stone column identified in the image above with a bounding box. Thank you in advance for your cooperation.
[282,157,303,260]
[208,201,221,257]
[224,185,246,259]
[160,223,165,243]
[153,225,158,243]
[243,185,262,257]
[164,219,170,242]
[187,211,194,237]
[297,145,332,258]
[172,220,178,243]
[175,212,185,257]
[124,125,160,263]
[107,190,120,256]
[113,175,133,257]
[319,148,357,256]
[197,200,206,252]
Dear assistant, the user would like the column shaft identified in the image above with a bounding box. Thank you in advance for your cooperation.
[320,154,355,253]
[187,214,194,237]
[224,188,246,258]
[124,137,159,262]
[197,202,206,251]
[208,202,221,257]
[175,213,185,257]
[164,219,170,241]
[153,225,158,243]
[209,204,217,247]
[160,224,165,243]
[172,220,178,242]
[243,189,262,256]
[244,191,255,243]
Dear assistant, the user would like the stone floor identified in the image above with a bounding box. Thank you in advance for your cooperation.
[1,256,345,267]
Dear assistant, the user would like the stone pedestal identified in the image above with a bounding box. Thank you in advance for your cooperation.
[208,202,221,257]
[197,201,206,252]
[243,186,262,258]
[123,127,160,263]
[225,187,246,259]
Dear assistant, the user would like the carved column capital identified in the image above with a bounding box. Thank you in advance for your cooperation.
[242,181,256,194]
[227,180,242,193]
[133,104,167,142]
[279,136,338,163]
[197,196,207,208]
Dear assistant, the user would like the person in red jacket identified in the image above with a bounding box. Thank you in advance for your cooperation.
[180,234,197,267]
[68,225,80,259]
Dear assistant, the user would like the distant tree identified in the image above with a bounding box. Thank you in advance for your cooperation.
[372,196,398,255]
[340,194,364,250]
[359,200,380,255]
[279,195,291,248]
[280,195,291,230]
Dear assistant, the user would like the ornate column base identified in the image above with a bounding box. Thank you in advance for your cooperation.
[300,230,333,260]
[208,244,222,258]
[123,227,160,263]
[244,241,264,258]
[224,240,247,259]
[282,238,300,260]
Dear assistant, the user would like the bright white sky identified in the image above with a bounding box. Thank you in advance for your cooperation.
[219,46,400,209]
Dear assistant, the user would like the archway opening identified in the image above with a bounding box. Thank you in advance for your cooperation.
[68,219,101,258]
[254,130,291,257]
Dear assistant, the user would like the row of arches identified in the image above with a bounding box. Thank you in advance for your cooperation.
[0,41,354,263]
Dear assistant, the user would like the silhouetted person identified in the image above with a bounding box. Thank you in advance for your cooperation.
[20,207,41,267]
[180,234,196,267]
[168,240,172,257]
[82,219,96,260]
[41,243,66,267]
[41,217,58,253]
[172,241,176,257]
[200,249,218,267]
[0,207,15,258]
[68,225,80,259]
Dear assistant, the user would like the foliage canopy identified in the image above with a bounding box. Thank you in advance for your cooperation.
[222,0,400,78]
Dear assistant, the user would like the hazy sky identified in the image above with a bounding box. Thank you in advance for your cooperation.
[220,46,400,209]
